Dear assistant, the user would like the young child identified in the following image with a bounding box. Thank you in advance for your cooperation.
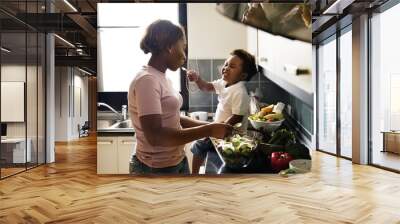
[186,49,258,174]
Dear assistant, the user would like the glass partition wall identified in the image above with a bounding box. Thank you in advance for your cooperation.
[316,0,400,171]
[317,35,337,155]
[370,2,400,171]
[0,2,46,179]
[316,26,353,159]
[339,27,352,159]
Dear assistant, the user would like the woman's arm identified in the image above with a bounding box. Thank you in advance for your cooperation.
[180,116,209,128]
[140,114,232,147]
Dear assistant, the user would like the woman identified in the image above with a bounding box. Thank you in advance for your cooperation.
[128,20,233,175]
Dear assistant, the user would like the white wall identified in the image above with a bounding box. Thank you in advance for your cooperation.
[1,65,26,140]
[1,65,33,137]
[55,67,69,141]
[73,73,89,138]
[1,64,46,163]
[55,67,89,141]
[187,3,248,59]
[1,65,26,82]
[76,74,89,124]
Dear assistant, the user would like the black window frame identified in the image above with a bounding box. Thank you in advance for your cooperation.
[179,3,189,111]
[367,0,400,173]
[315,17,353,161]
[0,1,47,180]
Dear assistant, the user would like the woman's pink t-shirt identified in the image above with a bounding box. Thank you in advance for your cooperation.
[128,65,184,168]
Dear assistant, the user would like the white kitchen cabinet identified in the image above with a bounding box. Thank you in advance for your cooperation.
[97,136,118,174]
[257,29,312,75]
[117,137,136,174]
[257,31,277,74]
[97,135,136,174]
[256,30,313,106]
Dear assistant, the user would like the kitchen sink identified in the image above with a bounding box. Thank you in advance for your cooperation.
[97,119,116,129]
[97,119,134,133]
[109,120,133,129]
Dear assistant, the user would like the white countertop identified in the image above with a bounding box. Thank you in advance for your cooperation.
[1,138,28,143]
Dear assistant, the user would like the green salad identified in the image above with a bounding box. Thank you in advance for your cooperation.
[219,135,256,157]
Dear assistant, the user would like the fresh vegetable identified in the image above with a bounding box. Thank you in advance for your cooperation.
[270,152,293,172]
[218,134,257,168]
[220,135,256,157]
[248,104,284,122]
[267,129,296,146]
[264,113,284,121]
[257,105,274,116]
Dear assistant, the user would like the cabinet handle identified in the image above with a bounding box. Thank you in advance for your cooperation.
[121,141,135,144]
[98,141,113,145]
[260,57,268,62]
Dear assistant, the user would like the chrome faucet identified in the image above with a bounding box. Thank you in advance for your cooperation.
[121,105,127,121]
[97,102,126,121]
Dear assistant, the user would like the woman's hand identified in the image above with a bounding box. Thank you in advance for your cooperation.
[186,70,199,82]
[208,123,233,139]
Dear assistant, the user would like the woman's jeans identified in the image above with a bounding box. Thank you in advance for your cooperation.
[130,155,190,175]
[190,138,214,159]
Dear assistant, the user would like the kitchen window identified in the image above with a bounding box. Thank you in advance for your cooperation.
[97,3,182,92]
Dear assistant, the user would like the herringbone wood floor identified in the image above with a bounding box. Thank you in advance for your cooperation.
[1,135,400,224]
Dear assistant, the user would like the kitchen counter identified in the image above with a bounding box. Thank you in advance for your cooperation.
[261,67,313,107]
[97,128,135,137]
[204,144,274,174]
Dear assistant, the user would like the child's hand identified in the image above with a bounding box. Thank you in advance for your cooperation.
[186,70,199,82]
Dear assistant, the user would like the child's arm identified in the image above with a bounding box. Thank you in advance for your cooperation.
[187,70,215,92]
[196,77,215,92]
[224,115,244,126]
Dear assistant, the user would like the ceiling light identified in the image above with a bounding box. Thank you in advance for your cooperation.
[1,47,11,53]
[78,67,93,76]
[63,0,78,12]
[54,34,75,48]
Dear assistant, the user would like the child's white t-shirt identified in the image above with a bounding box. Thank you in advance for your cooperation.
[211,79,250,129]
